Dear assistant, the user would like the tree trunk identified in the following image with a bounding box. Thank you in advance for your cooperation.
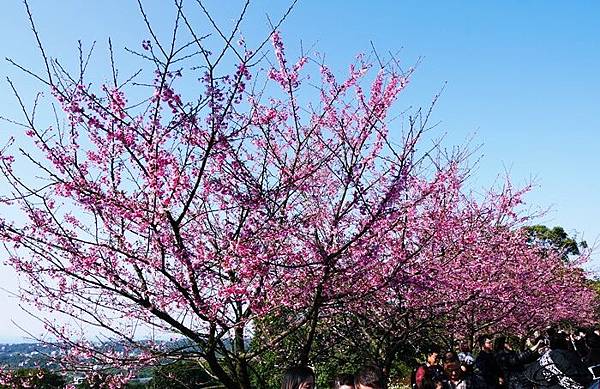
[205,350,239,389]
[234,325,253,389]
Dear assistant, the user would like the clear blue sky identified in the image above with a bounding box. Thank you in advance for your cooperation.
[0,1,598,342]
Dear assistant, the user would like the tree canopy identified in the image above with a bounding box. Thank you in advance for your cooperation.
[524,225,588,260]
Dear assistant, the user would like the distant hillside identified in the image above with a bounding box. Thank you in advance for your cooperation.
[0,339,202,369]
[0,343,60,368]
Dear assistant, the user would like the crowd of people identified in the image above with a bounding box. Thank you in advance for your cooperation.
[411,328,600,389]
[280,328,600,389]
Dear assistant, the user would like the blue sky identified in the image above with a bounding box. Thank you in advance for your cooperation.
[0,1,598,342]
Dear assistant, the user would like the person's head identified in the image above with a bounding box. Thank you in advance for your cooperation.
[548,332,569,351]
[586,331,600,350]
[333,373,355,389]
[444,350,458,363]
[477,335,493,352]
[459,342,471,354]
[354,365,385,389]
[494,336,507,352]
[425,346,441,366]
[444,361,462,382]
[281,366,315,389]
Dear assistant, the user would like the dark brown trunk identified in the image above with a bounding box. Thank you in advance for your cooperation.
[234,325,252,389]
[300,288,323,366]
[205,350,239,389]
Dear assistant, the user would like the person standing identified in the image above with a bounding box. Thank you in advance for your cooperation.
[443,361,464,389]
[475,335,502,388]
[523,332,592,389]
[494,335,542,389]
[414,346,446,389]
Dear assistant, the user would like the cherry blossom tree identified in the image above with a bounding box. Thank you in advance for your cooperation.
[0,1,441,386]
[318,176,596,376]
[413,181,597,340]
[0,1,595,387]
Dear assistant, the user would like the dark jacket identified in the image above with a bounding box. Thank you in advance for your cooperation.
[475,350,502,388]
[523,349,592,389]
[583,348,600,369]
[495,348,538,389]
[462,372,488,389]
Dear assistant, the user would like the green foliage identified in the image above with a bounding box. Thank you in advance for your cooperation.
[0,368,66,389]
[249,312,309,388]
[524,225,587,260]
[588,279,600,294]
[249,312,349,388]
[585,278,600,318]
[249,311,419,388]
[150,360,218,389]
[125,383,149,389]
